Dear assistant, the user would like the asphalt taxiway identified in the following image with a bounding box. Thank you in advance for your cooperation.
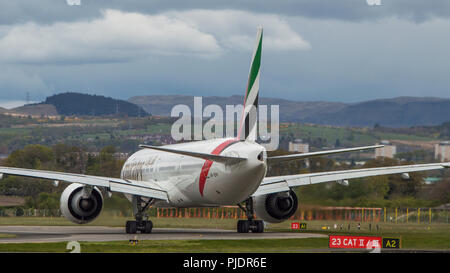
[0,226,327,243]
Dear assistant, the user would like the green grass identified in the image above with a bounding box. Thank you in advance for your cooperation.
[113,123,172,136]
[280,124,436,147]
[0,127,33,136]
[0,238,331,253]
[271,220,450,250]
[0,233,15,239]
[0,217,449,252]
[371,131,435,142]
[280,124,375,146]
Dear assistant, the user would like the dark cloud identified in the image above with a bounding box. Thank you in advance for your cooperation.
[0,1,449,104]
[1,0,450,25]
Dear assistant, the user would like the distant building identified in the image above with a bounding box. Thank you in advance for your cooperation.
[127,134,176,145]
[375,140,396,158]
[338,161,367,167]
[288,139,309,167]
[289,139,309,153]
[85,152,129,160]
[113,153,129,160]
[423,177,442,185]
[435,141,450,162]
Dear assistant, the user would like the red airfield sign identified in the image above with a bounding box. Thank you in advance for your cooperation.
[329,235,382,249]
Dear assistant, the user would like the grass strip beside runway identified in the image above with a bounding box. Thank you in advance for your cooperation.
[0,234,16,239]
[0,238,329,253]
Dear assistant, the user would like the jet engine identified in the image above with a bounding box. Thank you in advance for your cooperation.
[60,183,103,224]
[254,190,298,223]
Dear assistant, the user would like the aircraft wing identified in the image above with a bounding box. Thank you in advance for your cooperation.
[267,145,384,164]
[0,166,168,201]
[252,162,450,197]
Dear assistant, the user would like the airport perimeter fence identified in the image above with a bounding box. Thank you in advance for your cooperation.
[288,206,450,224]
[0,206,449,224]
[0,208,133,218]
[151,206,450,224]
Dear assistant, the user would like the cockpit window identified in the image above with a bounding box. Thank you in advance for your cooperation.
[257,151,264,161]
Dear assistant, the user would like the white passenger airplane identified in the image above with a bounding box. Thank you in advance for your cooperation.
[0,27,448,234]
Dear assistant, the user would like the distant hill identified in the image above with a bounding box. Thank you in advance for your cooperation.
[129,95,450,127]
[44,92,149,117]
[0,104,58,118]
[307,97,450,127]
[128,95,347,121]
[12,104,58,117]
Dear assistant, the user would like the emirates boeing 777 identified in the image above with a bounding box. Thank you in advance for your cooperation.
[0,27,448,234]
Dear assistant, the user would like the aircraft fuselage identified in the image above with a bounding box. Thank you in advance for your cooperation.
[121,138,267,207]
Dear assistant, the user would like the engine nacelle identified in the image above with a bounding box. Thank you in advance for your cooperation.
[60,183,103,224]
[254,190,298,223]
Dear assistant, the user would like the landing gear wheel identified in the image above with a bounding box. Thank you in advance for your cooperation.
[236,199,265,233]
[143,220,153,234]
[237,220,264,233]
[237,220,250,233]
[253,220,264,233]
[126,220,137,234]
[126,196,154,234]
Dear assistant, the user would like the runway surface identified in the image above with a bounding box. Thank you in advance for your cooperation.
[0,226,326,243]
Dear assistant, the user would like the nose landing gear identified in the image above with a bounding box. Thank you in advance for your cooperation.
[237,198,264,233]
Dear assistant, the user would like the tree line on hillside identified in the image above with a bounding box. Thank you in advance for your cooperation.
[0,114,36,128]
[305,99,450,127]
[373,121,450,139]
[0,116,173,155]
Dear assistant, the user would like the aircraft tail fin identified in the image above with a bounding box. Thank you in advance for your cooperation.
[238,27,263,142]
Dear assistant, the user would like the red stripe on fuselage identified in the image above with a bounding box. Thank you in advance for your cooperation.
[199,139,239,196]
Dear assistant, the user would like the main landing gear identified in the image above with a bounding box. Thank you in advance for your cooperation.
[237,198,264,233]
[125,196,153,234]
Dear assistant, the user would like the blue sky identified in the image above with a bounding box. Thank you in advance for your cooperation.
[0,0,450,108]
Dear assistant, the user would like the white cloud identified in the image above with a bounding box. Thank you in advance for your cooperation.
[0,100,38,109]
[168,9,311,52]
[0,9,309,65]
[0,9,222,64]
